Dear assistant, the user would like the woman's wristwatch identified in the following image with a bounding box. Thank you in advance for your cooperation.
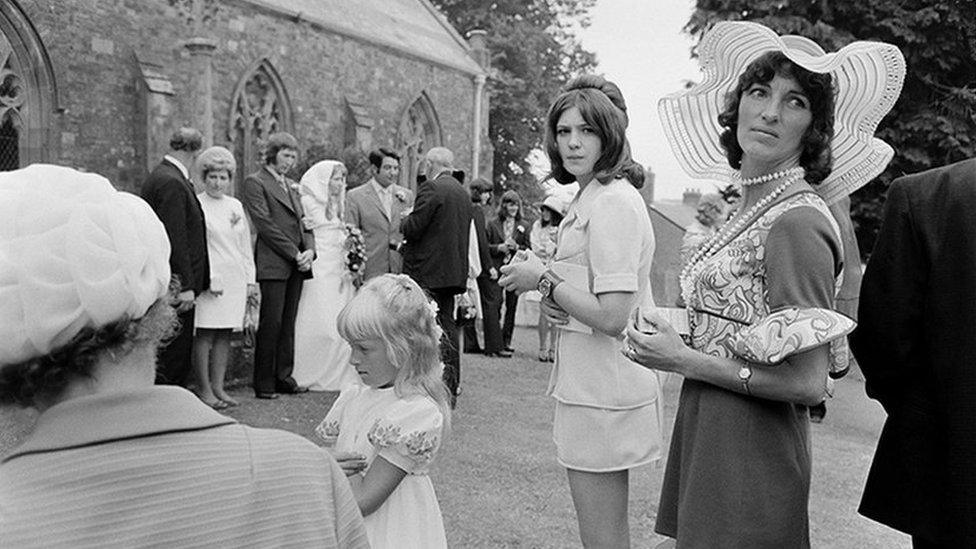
[737,362,753,396]
[537,269,564,299]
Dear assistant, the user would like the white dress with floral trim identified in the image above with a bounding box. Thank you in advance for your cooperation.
[317,385,446,549]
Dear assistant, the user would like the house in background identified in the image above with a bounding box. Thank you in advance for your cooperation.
[0,0,490,192]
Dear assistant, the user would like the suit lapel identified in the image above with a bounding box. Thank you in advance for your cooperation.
[366,180,390,223]
[263,168,296,213]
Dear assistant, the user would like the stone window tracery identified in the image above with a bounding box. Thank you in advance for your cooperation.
[397,92,442,190]
[228,59,292,193]
[0,30,24,170]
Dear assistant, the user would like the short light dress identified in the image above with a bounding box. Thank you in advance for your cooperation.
[655,191,854,547]
[548,178,663,472]
[317,385,447,549]
[194,193,255,329]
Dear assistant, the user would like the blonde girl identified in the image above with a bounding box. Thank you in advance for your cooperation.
[316,274,451,549]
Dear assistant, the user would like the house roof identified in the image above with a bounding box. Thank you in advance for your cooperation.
[244,0,485,76]
[650,199,697,231]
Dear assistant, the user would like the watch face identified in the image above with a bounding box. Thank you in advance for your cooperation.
[538,278,552,297]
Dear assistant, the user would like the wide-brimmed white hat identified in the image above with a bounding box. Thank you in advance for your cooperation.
[659,21,905,204]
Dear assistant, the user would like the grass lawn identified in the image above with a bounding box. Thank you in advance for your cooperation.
[0,326,911,547]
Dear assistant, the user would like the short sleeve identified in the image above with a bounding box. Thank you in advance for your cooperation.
[315,385,363,445]
[368,397,444,473]
[587,189,646,294]
[765,206,842,310]
[726,206,851,367]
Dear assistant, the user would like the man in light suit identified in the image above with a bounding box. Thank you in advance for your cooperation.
[346,148,414,281]
[141,127,209,387]
[851,158,976,548]
[401,147,472,407]
[241,132,315,399]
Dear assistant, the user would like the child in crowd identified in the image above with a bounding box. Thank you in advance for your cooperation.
[316,274,451,549]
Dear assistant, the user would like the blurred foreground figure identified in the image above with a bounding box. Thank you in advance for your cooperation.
[852,158,976,548]
[0,165,368,548]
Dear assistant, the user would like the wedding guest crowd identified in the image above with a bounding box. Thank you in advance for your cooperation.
[7,18,976,549]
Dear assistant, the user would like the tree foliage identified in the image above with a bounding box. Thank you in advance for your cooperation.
[686,0,976,257]
[429,0,597,204]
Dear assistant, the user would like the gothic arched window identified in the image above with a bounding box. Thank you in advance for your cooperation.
[396,92,442,190]
[227,58,292,194]
[0,1,59,170]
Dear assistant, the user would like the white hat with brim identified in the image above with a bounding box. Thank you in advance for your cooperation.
[658,21,906,205]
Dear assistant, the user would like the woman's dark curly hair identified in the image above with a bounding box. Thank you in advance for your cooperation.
[0,295,178,408]
[717,51,836,185]
[544,75,645,189]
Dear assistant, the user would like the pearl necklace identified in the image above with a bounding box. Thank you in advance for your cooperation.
[679,169,804,305]
[735,166,804,187]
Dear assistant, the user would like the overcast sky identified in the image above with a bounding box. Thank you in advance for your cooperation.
[578,0,705,200]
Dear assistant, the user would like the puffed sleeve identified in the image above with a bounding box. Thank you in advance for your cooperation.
[315,385,363,445]
[367,397,444,473]
[726,206,853,370]
[587,189,646,294]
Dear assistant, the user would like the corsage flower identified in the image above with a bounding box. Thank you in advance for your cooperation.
[395,189,407,203]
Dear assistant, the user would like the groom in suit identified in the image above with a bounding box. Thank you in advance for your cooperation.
[241,132,315,399]
[346,148,414,281]
[141,127,209,387]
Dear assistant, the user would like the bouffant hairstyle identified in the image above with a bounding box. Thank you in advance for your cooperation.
[0,294,178,408]
[540,204,564,228]
[717,51,835,185]
[196,146,237,180]
[544,75,644,189]
[169,127,203,153]
[263,132,299,165]
[368,147,401,170]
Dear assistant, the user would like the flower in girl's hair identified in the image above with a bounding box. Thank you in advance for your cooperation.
[426,299,439,318]
[343,223,367,287]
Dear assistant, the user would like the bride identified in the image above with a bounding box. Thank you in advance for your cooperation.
[292,160,361,391]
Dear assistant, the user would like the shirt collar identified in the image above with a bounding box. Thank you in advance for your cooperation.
[371,178,392,196]
[2,386,236,463]
[163,154,190,181]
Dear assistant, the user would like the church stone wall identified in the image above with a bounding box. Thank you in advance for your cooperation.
[17,0,482,192]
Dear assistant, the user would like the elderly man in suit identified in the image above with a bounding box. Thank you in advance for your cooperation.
[401,147,472,406]
[241,132,315,399]
[346,147,414,280]
[141,127,209,387]
[851,158,976,548]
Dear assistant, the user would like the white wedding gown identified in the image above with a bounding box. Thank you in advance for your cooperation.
[293,209,360,391]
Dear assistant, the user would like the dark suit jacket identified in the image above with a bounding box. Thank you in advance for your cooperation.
[486,216,531,271]
[470,204,493,279]
[400,172,471,293]
[141,159,210,293]
[241,167,315,281]
[851,158,976,546]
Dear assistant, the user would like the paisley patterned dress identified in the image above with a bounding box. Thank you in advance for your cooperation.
[655,191,853,548]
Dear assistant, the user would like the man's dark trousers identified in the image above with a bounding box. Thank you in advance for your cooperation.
[253,270,304,393]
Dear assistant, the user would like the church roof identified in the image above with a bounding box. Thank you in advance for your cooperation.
[246,0,485,76]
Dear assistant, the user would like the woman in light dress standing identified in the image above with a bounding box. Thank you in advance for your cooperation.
[292,160,361,391]
[193,146,256,408]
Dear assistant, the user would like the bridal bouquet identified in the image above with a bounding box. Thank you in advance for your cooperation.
[343,223,367,287]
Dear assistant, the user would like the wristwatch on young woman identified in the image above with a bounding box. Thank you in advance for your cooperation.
[537,270,564,300]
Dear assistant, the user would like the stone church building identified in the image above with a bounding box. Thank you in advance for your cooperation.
[1,0,490,192]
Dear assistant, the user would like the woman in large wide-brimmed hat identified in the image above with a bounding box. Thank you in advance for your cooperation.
[623,21,904,547]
